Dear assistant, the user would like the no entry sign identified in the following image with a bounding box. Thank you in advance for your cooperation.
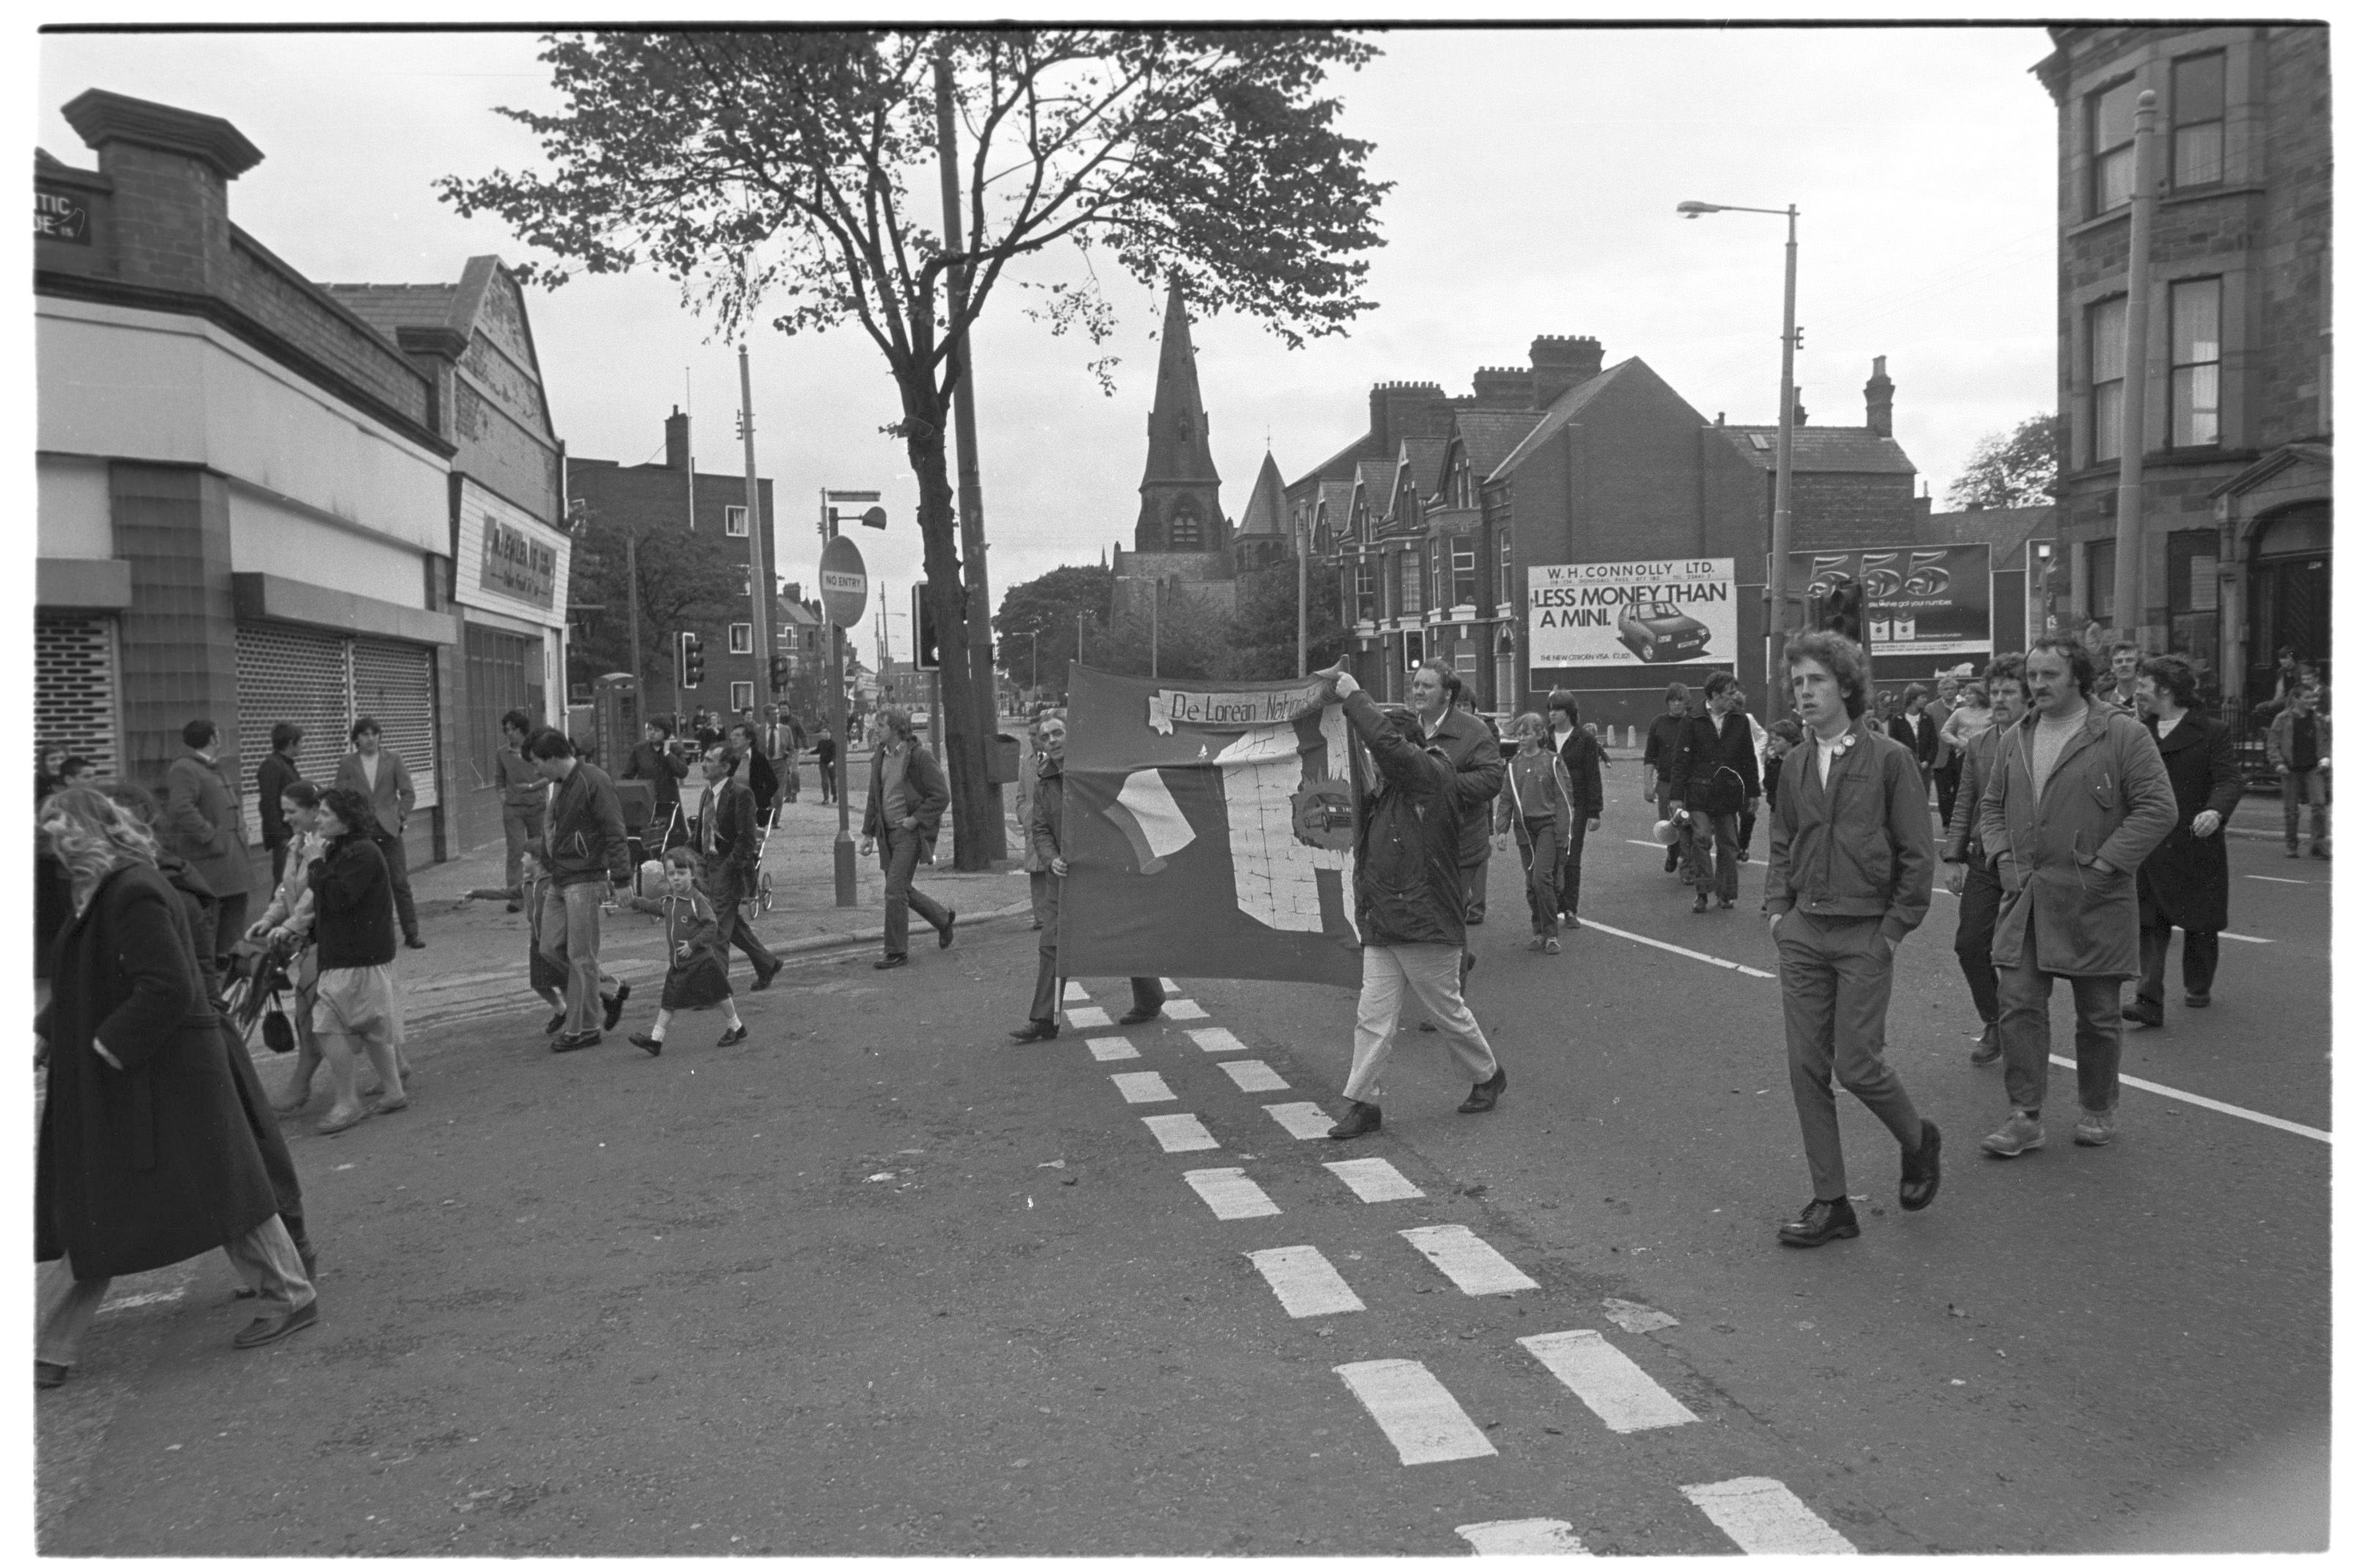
[819,535,868,631]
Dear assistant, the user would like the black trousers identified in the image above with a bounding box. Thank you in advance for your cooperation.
[1954,865,2001,1037]
[2136,921,2219,1014]
[1934,761,1962,828]
[1557,807,1593,916]
[704,860,778,975]
[376,833,417,940]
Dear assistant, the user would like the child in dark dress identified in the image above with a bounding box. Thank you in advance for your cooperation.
[623,847,745,1054]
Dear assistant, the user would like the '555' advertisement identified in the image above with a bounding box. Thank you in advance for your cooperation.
[1790,544,1992,655]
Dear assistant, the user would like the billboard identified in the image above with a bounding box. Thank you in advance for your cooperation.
[1526,558,1738,669]
[1788,544,1992,657]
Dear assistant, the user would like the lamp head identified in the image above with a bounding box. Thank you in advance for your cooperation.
[1676,200,1723,218]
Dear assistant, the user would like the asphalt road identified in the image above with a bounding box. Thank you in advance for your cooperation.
[37,789,2329,1554]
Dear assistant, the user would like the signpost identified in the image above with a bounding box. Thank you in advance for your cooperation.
[819,508,873,907]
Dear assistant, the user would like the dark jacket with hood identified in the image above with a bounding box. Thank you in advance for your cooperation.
[1345,691,1467,948]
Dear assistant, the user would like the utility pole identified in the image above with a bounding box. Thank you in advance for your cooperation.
[1295,504,1309,677]
[737,346,770,723]
[822,490,856,908]
[2113,89,2160,642]
[1769,207,1799,729]
[677,399,694,734]
[625,531,643,723]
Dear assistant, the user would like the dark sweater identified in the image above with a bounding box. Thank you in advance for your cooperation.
[307,833,396,969]
[256,751,304,847]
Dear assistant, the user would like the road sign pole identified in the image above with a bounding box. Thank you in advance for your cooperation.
[819,519,872,910]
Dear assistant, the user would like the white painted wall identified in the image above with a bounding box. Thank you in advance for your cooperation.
[36,453,113,560]
[226,483,425,602]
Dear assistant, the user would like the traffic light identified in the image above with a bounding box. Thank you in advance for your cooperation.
[912,582,940,669]
[680,632,706,688]
[769,654,791,693]
[1817,582,1867,646]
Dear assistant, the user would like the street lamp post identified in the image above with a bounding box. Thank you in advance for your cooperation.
[1680,198,1799,728]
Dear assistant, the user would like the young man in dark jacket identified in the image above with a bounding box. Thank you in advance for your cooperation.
[860,709,955,969]
[1544,691,1606,929]
[1666,672,1761,912]
[1008,716,1167,1041]
[256,722,305,885]
[1940,653,2028,1067]
[1321,670,1506,1141]
[530,728,634,1051]
[692,741,784,991]
[1641,683,1690,873]
[1766,631,1941,1247]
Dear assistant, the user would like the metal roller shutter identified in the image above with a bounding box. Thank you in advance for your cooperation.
[352,639,440,809]
[237,625,350,836]
[35,614,120,784]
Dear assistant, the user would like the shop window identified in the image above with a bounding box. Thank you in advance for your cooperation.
[2168,278,2222,447]
[2090,295,2128,465]
[729,622,754,655]
[2165,528,2221,676]
[2171,52,2225,188]
[725,505,749,538]
[2090,76,2136,215]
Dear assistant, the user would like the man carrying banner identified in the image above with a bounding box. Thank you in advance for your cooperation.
[1010,713,1165,1040]
[1320,669,1506,1141]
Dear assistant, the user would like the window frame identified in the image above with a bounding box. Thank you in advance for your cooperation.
[2089,75,2137,216]
[724,505,750,538]
[2167,276,2223,449]
[2086,538,2116,624]
[729,679,755,711]
[1397,549,1423,616]
[729,621,754,655]
[1498,529,1514,612]
[1452,534,1477,607]
[2169,51,2226,189]
[2089,294,2129,466]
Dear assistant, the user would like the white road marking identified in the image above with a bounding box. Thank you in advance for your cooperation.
[2046,1055,2329,1143]
[1401,1225,1540,1296]
[1182,1167,1280,1221]
[1085,1036,1140,1063]
[2247,874,2310,885]
[1334,1359,1498,1465]
[1580,919,1777,979]
[1161,998,1209,1019]
[1247,1245,1366,1317]
[1680,1477,1855,1554]
[1063,1006,1114,1030]
[2217,931,2273,943]
[1626,838,1769,866]
[97,1279,189,1315]
[1457,1518,1588,1555]
[1062,980,1091,1004]
[1140,1113,1220,1153]
[1520,1329,1698,1433]
[1186,1027,1246,1053]
[1160,978,1184,994]
[1111,1071,1176,1104]
[1325,1157,1424,1203]
[1265,1101,1339,1140]
[1218,1059,1290,1093]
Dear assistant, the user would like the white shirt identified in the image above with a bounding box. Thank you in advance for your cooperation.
[1812,723,1859,787]
[360,750,382,790]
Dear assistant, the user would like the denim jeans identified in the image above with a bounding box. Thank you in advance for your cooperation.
[2281,768,2328,852]
[540,879,609,1034]
[1997,919,2124,1114]
[1684,809,1740,901]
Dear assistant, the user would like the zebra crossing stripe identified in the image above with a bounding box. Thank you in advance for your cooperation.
[1217,1059,1290,1093]
[1140,1113,1220,1153]
[1085,1036,1140,1063]
[1160,978,1183,994]
[1334,1359,1498,1465]
[1111,1071,1176,1104]
[1063,980,1091,1004]
[1182,1167,1280,1221]
[1246,1245,1366,1317]
[1520,1329,1698,1433]
[1264,1102,1337,1140]
[1186,1027,1246,1053]
[1401,1225,1540,1296]
[1325,1157,1424,1203]
[1161,998,1209,1020]
[1679,1477,1855,1554]
[1063,1006,1115,1030]
[1456,1518,1588,1554]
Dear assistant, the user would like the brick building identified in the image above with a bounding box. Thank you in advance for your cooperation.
[2033,25,2330,703]
[36,89,496,871]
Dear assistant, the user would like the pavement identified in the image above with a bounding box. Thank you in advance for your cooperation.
[35,774,2331,1553]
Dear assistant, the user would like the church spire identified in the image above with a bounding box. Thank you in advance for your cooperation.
[1132,281,1227,555]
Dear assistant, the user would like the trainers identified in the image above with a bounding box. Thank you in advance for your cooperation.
[1777,1197,1859,1247]
[1981,1112,2045,1157]
[2073,1110,2116,1147]
[1328,1100,1383,1140]
[1543,937,1561,954]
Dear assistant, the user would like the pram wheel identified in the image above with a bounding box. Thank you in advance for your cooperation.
[758,873,774,913]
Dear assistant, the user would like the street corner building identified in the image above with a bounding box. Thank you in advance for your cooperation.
[1060,664,1364,990]
[35,89,571,870]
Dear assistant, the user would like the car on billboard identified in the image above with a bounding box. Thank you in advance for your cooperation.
[1616,605,1712,664]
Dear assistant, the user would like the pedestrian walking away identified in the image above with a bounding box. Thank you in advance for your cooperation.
[256,721,305,887]
[163,717,256,972]
[1666,672,1758,913]
[1320,670,1506,1141]
[692,740,784,990]
[815,729,841,804]
[2266,683,2329,859]
[1543,689,1605,930]
[332,716,424,949]
[305,788,413,1134]
[1643,683,1691,876]
[1493,712,1574,952]
[1939,655,2028,1068]
[2127,656,2243,1025]
[530,727,635,1052]
[1766,631,1941,1247]
[1977,636,2178,1156]
[35,788,317,1388]
[496,710,551,910]
[860,708,954,970]
[624,847,748,1054]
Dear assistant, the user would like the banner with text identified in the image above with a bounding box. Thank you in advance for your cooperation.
[1788,544,1992,657]
[1527,558,1738,669]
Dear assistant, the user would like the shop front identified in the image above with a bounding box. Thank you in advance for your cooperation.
[449,482,570,858]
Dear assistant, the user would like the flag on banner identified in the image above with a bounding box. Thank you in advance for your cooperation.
[1060,665,1364,989]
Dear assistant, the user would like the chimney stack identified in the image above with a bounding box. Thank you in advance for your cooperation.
[663,407,690,470]
[1793,388,1809,428]
[1528,335,1606,410]
[1864,355,1894,437]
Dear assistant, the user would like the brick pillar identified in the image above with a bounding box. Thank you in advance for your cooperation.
[110,461,239,792]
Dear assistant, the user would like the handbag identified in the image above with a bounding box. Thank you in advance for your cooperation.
[259,995,296,1054]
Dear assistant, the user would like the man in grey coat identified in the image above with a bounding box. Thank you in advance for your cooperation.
[165,717,256,969]
[1977,636,2178,1155]
[332,716,423,949]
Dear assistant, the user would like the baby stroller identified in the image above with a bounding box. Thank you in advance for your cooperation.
[743,810,778,915]
[617,779,688,896]
[221,937,300,1055]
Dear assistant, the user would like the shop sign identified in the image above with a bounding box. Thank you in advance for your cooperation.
[36,184,91,244]
[1787,544,1991,656]
[1527,558,1738,669]
[483,516,559,608]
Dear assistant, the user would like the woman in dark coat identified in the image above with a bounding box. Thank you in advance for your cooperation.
[35,789,319,1388]
[2126,656,2245,1026]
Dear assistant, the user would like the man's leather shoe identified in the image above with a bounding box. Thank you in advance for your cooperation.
[1899,1119,1942,1211]
[1968,1033,2001,1067]
[1664,854,1678,873]
[1116,1008,1161,1026]
[232,1301,319,1350]
[751,959,783,992]
[544,1011,568,1036]
[1692,894,1708,913]
[1778,1197,1859,1247]
[404,935,427,951]
[2121,1002,2163,1028]
[939,918,957,950]
[1457,1065,1508,1115]
[506,901,522,914]
[1327,1100,1383,1140]
[1008,1022,1060,1043]
[873,954,908,970]
[2184,992,2212,1009]
[550,1030,602,1052]
[601,982,632,1032]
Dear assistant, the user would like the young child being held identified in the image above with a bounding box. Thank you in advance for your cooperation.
[622,845,746,1054]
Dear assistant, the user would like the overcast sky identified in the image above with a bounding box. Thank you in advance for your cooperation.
[40,25,2059,655]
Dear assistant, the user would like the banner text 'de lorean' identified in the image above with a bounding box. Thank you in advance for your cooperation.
[1147,682,1328,736]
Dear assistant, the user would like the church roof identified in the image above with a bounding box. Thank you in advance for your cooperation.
[1236,450,1291,538]
[1139,281,1221,489]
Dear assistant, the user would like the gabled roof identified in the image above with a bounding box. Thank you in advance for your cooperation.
[323,280,467,341]
[776,592,824,628]
[1236,450,1291,538]
[1445,409,1541,491]
[1351,458,1402,511]
[1487,360,1637,481]
[1714,423,1918,476]
[1312,480,1355,547]
[1395,438,1449,503]
[1288,431,1373,495]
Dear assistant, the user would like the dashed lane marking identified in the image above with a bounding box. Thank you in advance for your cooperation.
[1265,1101,1338,1140]
[1401,1225,1540,1296]
[1627,838,1769,867]
[1680,1477,1856,1554]
[2217,930,2273,943]
[2046,1055,2329,1143]
[1247,1245,1366,1317]
[1457,1518,1588,1555]
[1520,1329,1699,1433]
[1084,1036,1140,1063]
[96,1279,189,1316]
[1324,1156,1425,1203]
[1161,998,1210,1020]
[2247,874,2310,885]
[1111,1071,1176,1104]
[1186,1027,1246,1053]
[1062,1006,1115,1030]
[1217,1059,1290,1093]
[1160,978,1183,994]
[1334,1359,1498,1465]
[1182,1167,1280,1221]
[1580,919,1776,979]
[1063,980,1092,1004]
[1140,1113,1220,1153]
